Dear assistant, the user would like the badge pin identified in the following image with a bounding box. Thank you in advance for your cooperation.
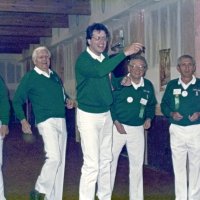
[127,97,133,103]
[182,90,188,97]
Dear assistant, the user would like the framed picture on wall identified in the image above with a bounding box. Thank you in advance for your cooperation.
[159,49,171,91]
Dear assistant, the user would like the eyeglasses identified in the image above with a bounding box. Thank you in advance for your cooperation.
[128,64,145,71]
[91,35,108,42]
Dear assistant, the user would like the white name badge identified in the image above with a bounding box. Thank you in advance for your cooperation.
[127,97,133,103]
[140,98,147,105]
[173,89,181,95]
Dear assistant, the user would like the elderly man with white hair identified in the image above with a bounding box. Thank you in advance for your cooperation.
[13,46,74,200]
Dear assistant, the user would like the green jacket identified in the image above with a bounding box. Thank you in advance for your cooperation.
[161,78,200,126]
[75,50,126,113]
[0,77,10,125]
[111,77,157,126]
[13,70,68,124]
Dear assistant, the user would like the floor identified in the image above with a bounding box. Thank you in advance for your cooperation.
[2,123,175,200]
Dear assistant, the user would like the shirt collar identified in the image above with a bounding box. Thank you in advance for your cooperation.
[86,47,105,62]
[131,76,144,90]
[34,66,53,78]
[178,75,196,90]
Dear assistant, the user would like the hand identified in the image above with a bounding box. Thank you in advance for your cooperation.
[66,99,74,109]
[114,120,127,134]
[188,112,200,122]
[121,74,131,86]
[124,42,144,56]
[0,125,9,138]
[21,119,32,134]
[143,118,151,130]
[170,112,183,121]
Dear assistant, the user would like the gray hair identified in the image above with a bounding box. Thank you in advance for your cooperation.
[128,54,148,69]
[177,54,196,67]
[32,46,51,64]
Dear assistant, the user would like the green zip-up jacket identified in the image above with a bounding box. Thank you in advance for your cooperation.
[0,77,10,125]
[110,77,157,126]
[161,78,200,126]
[75,51,126,113]
[13,70,68,124]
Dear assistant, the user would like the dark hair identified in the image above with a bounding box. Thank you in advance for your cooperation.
[128,54,148,69]
[109,54,129,77]
[86,23,110,46]
[177,54,196,67]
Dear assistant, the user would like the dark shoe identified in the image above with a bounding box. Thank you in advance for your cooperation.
[30,189,45,200]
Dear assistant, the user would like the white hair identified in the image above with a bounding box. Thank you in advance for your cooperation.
[32,46,51,64]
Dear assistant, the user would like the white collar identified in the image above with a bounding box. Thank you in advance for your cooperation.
[178,75,196,90]
[130,75,144,90]
[34,66,53,78]
[86,47,105,62]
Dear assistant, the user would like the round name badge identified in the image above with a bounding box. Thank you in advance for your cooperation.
[127,97,133,103]
[182,90,188,97]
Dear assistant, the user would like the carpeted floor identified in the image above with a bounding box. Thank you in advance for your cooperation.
[2,124,175,200]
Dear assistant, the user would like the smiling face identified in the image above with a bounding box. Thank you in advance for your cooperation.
[87,30,108,56]
[34,49,50,73]
[128,59,146,83]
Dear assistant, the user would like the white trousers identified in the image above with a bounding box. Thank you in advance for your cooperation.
[0,131,6,200]
[111,124,144,200]
[170,124,200,200]
[77,108,113,200]
[35,118,67,200]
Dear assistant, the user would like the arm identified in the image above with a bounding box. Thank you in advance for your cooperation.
[13,74,32,134]
[0,77,10,137]
[143,81,157,129]
[76,43,143,78]
[76,52,126,78]
[144,81,157,120]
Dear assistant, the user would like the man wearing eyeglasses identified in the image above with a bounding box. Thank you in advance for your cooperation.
[110,54,157,200]
[161,55,200,200]
[75,23,144,200]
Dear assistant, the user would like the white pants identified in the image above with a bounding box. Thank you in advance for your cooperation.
[77,108,113,200]
[170,124,200,200]
[111,124,144,200]
[35,118,67,200]
[0,131,6,200]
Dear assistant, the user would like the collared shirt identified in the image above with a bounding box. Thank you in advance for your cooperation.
[127,73,144,90]
[86,47,105,62]
[34,66,53,78]
[131,77,144,90]
[178,75,196,90]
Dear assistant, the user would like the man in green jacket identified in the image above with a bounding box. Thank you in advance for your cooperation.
[0,76,10,200]
[110,55,157,200]
[161,55,200,200]
[13,46,73,200]
[75,22,144,200]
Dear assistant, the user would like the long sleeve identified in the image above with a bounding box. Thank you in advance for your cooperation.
[0,77,10,124]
